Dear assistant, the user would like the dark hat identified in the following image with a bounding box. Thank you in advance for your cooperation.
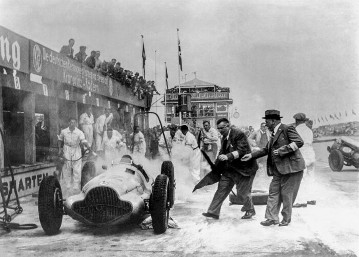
[80,46,86,49]
[168,124,177,130]
[135,72,139,75]
[180,124,189,131]
[293,113,308,121]
[262,110,283,120]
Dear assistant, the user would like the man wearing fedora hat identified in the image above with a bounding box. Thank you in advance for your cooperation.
[242,110,305,226]
[292,113,316,208]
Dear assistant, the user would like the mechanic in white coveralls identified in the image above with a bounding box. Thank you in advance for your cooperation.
[131,125,146,157]
[292,113,316,208]
[102,127,125,161]
[58,117,91,197]
[179,125,201,184]
[79,105,94,147]
[158,124,177,161]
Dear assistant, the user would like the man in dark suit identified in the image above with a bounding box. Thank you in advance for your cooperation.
[242,110,305,226]
[202,118,258,220]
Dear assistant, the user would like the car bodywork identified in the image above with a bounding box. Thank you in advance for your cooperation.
[327,136,359,171]
[38,156,175,235]
[65,158,153,226]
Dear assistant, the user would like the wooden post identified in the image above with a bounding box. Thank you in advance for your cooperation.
[48,97,59,148]
[0,75,4,169]
[23,92,36,164]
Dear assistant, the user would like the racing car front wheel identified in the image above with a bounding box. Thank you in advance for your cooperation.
[38,176,63,235]
[329,149,344,171]
[151,174,169,234]
[161,161,175,208]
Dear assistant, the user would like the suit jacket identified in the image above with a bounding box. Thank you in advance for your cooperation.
[252,124,306,176]
[217,128,258,176]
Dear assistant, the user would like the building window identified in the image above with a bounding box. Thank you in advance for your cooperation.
[199,103,214,117]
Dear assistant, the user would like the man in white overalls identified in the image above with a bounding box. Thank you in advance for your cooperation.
[58,118,90,197]
[79,106,94,147]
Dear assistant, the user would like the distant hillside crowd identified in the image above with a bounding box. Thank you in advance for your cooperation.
[313,121,359,137]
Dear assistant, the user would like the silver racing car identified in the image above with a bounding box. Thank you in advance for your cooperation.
[38,155,175,235]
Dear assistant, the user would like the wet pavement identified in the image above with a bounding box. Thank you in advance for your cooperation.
[0,140,358,257]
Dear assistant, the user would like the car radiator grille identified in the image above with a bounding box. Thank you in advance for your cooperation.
[73,186,132,224]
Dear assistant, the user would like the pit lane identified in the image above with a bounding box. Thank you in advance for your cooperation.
[0,139,358,257]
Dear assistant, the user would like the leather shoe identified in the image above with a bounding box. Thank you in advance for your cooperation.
[279,220,290,226]
[260,219,279,226]
[293,203,307,208]
[241,210,256,219]
[202,212,219,219]
[307,200,316,205]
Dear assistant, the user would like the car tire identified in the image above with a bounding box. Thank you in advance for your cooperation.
[81,161,96,189]
[151,174,169,234]
[161,161,175,208]
[329,149,344,171]
[229,190,268,205]
[38,176,63,235]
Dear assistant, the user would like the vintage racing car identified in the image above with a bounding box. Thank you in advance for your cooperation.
[327,136,359,171]
[38,155,175,235]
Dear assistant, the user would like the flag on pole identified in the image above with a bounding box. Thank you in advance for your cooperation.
[165,62,169,90]
[141,35,146,79]
[177,28,183,71]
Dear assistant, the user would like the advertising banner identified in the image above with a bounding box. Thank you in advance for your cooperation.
[29,40,109,95]
[0,166,56,202]
[166,92,229,101]
[0,25,29,73]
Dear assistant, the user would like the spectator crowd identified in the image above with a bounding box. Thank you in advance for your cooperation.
[60,38,160,101]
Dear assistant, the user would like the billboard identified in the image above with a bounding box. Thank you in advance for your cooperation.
[0,25,29,73]
[29,40,109,95]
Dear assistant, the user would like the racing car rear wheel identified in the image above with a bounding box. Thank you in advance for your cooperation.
[151,174,169,234]
[38,176,63,235]
[329,149,344,171]
[161,161,175,208]
[81,161,96,189]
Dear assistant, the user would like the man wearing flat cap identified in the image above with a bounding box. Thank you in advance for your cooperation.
[292,113,316,208]
[242,110,305,226]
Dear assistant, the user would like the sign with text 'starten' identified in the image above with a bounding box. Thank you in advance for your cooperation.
[29,40,109,95]
[0,25,29,73]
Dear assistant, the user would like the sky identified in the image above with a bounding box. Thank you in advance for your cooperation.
[1,0,359,128]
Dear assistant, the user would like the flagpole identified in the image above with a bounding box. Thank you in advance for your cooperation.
[164,62,167,124]
[177,28,182,126]
[155,50,157,114]
[141,35,145,79]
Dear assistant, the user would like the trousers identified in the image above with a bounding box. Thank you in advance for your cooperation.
[207,171,256,216]
[265,170,303,222]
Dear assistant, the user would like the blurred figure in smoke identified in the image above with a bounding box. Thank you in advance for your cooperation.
[94,108,113,152]
[58,118,90,197]
[199,120,219,178]
[179,125,201,184]
[79,106,94,148]
[249,122,271,172]
[158,124,177,161]
[292,113,316,208]
[203,118,258,220]
[132,126,146,157]
[102,127,125,161]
